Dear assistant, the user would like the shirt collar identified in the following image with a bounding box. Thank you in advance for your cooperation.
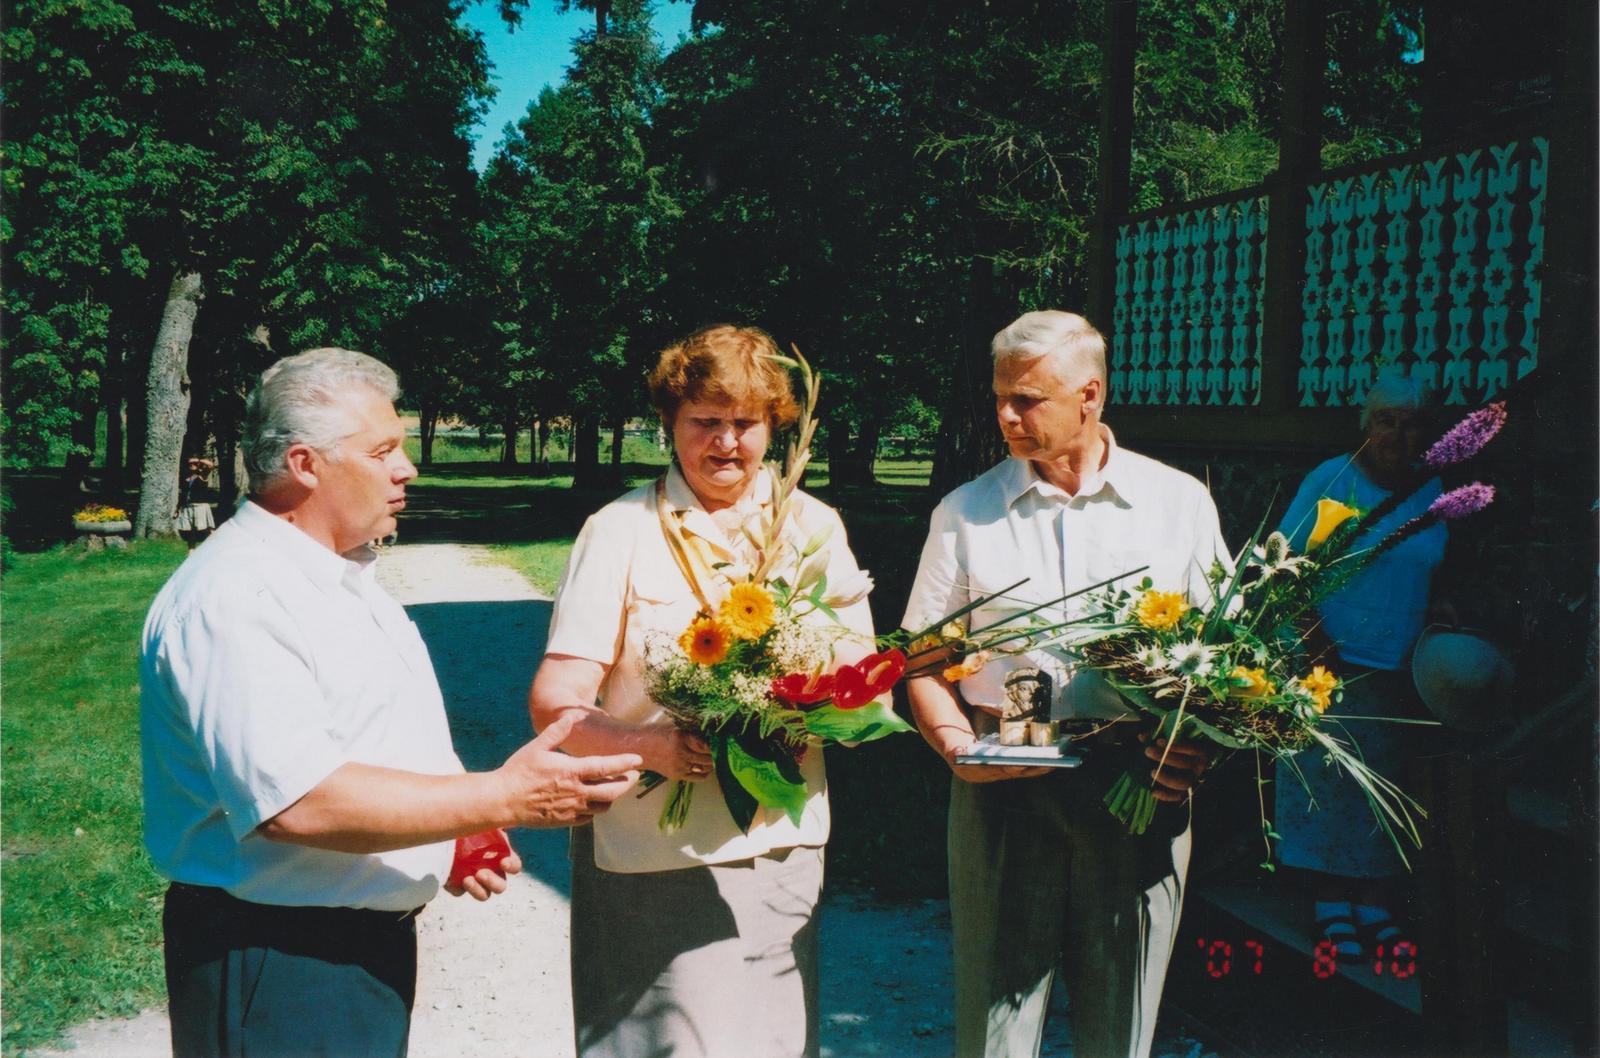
[1001,425,1138,510]
[231,499,374,595]
[662,460,775,510]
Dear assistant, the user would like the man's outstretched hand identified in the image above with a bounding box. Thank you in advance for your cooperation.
[497,711,643,828]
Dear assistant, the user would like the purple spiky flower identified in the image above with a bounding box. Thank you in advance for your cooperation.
[1423,401,1507,469]
[1425,481,1497,521]
[1369,482,1496,558]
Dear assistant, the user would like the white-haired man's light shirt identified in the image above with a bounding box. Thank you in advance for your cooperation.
[140,500,463,912]
[902,427,1228,720]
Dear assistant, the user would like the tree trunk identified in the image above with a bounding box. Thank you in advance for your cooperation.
[824,417,851,490]
[134,270,203,538]
[930,252,1009,495]
[102,344,124,491]
[501,412,518,465]
[419,405,437,467]
[572,413,601,489]
[846,417,881,486]
[66,388,98,481]
[214,383,246,512]
[125,341,148,483]
[534,416,548,469]
[607,415,625,486]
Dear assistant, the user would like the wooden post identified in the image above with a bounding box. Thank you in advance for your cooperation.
[1259,0,1324,415]
[1086,0,1136,336]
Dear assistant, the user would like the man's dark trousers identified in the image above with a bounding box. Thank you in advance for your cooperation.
[163,883,418,1058]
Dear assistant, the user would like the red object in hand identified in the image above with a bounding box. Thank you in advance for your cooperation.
[831,649,908,709]
[448,829,512,889]
[770,671,837,704]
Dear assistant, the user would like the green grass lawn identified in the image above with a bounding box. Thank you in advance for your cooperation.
[1,541,187,1055]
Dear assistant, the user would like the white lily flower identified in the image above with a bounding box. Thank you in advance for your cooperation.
[821,568,875,608]
[800,521,834,557]
[795,547,830,591]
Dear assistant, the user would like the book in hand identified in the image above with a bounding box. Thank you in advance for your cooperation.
[955,732,1085,768]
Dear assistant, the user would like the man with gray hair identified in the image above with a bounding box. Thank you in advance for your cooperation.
[903,311,1226,1058]
[140,347,642,1057]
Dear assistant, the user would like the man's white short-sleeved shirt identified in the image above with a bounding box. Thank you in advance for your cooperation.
[140,501,463,911]
[902,428,1228,720]
[545,464,874,874]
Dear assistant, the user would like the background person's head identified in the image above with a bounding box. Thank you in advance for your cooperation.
[1358,372,1437,487]
[990,310,1108,465]
[648,325,799,510]
[241,347,416,552]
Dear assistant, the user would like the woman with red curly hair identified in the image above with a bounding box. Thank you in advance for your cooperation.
[529,324,876,1058]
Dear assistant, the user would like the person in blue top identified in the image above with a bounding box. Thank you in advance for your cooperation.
[1275,374,1451,963]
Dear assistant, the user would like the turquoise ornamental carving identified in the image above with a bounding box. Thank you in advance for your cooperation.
[1299,137,1547,406]
[1112,194,1268,406]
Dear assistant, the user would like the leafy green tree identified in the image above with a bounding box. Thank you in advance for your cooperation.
[481,0,675,486]
[5,0,490,531]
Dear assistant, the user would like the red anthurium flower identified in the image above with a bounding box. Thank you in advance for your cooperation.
[832,649,907,709]
[770,671,837,704]
[860,648,907,690]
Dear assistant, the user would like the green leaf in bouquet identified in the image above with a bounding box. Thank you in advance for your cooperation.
[725,738,809,825]
[1201,511,1272,645]
[904,577,1030,641]
[1179,711,1251,750]
[803,701,914,743]
[711,734,761,833]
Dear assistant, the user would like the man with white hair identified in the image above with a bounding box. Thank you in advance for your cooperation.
[140,347,642,1057]
[903,311,1226,1058]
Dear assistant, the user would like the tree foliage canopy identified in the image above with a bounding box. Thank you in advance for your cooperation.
[5,0,1424,488]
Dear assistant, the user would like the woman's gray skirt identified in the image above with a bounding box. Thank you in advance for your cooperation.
[570,826,823,1058]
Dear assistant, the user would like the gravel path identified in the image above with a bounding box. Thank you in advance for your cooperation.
[36,542,1212,1058]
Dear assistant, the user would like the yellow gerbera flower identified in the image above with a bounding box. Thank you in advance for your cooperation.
[679,617,731,665]
[718,582,776,640]
[1230,665,1277,699]
[1306,498,1360,550]
[1135,590,1189,631]
[1302,664,1338,713]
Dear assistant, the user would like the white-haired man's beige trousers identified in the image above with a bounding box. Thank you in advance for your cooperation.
[948,766,1192,1058]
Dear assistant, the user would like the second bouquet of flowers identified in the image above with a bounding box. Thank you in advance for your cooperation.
[1062,399,1509,863]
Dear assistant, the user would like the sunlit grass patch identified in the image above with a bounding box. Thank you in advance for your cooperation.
[2,541,187,1054]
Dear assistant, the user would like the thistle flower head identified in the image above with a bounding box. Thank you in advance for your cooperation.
[1262,531,1290,566]
[1426,482,1496,522]
[1423,401,1507,469]
[1164,641,1217,679]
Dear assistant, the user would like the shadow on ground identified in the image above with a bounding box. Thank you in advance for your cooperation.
[406,598,576,899]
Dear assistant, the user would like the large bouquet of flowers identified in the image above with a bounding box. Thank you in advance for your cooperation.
[1062,400,1508,863]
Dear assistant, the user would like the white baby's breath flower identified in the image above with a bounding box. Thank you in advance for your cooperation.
[730,671,773,712]
[767,619,833,674]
